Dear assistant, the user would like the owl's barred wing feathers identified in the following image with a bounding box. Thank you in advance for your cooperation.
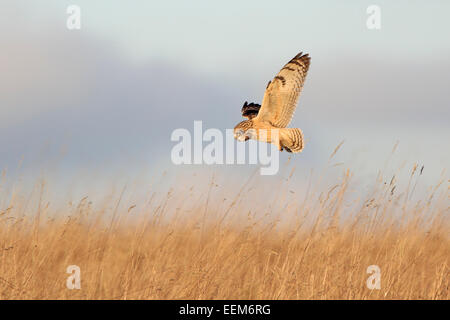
[255,52,310,128]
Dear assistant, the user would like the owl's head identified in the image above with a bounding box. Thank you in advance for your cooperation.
[234,120,256,142]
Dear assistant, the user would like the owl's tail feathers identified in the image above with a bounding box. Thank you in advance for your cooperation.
[279,128,304,153]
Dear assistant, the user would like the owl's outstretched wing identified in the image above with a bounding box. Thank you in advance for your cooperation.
[255,52,310,128]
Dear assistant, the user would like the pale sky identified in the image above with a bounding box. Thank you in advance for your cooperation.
[1,1,449,194]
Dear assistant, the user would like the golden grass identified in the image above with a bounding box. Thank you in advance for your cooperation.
[0,162,448,300]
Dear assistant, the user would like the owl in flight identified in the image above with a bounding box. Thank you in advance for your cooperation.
[234,52,311,153]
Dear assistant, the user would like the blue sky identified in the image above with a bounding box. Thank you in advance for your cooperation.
[1,1,449,197]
